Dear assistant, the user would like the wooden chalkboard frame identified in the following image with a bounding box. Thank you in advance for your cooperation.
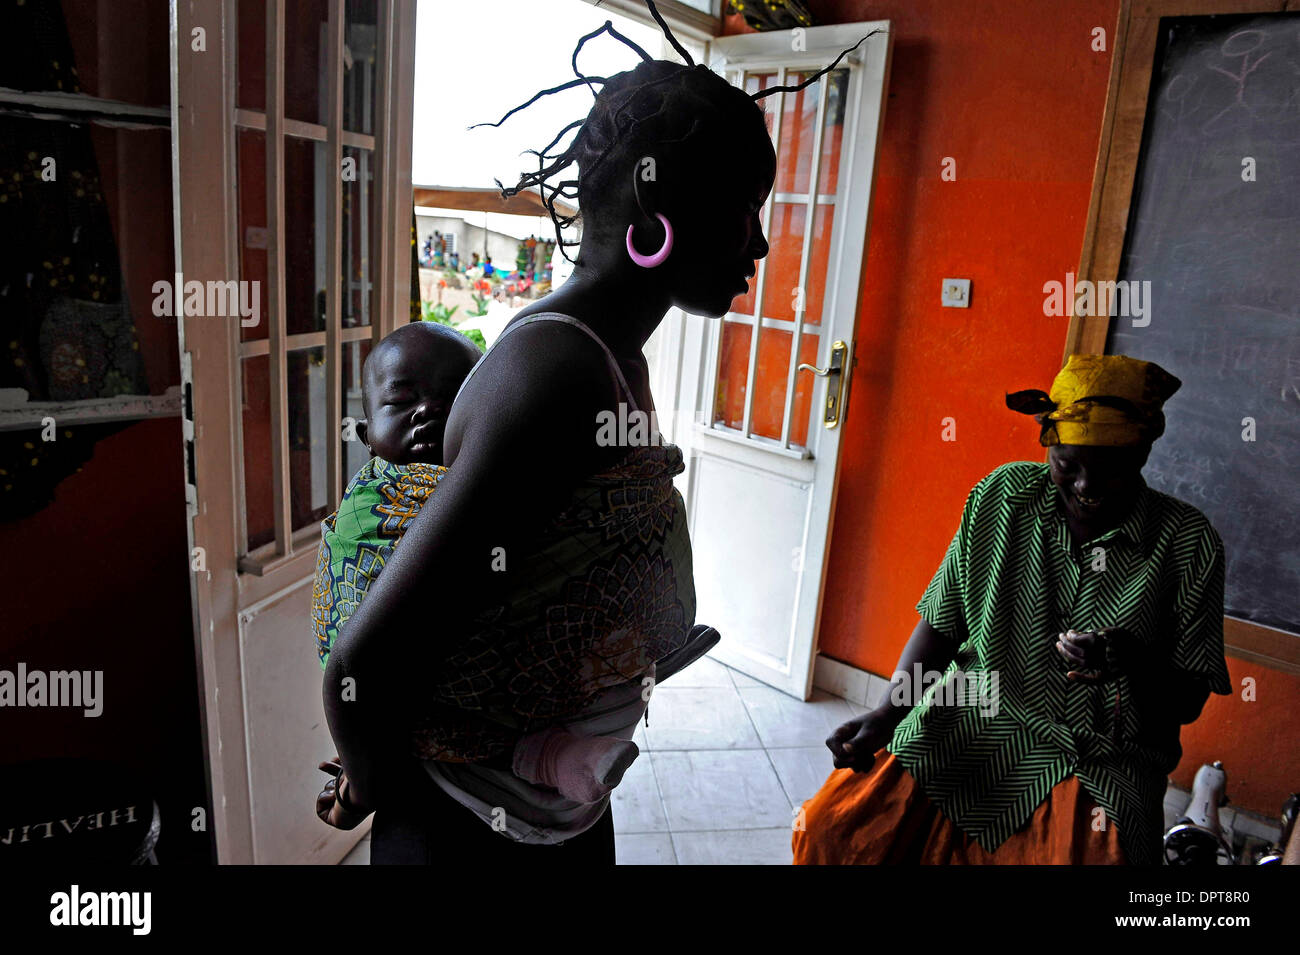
[1064,0,1300,675]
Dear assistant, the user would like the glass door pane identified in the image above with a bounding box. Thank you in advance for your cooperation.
[237,129,270,341]
[344,0,379,135]
[759,202,837,328]
[818,69,848,195]
[288,346,329,530]
[711,66,849,451]
[712,322,751,430]
[341,338,371,485]
[342,145,374,328]
[773,69,822,195]
[237,0,266,112]
[750,330,819,447]
[284,136,329,335]
[285,0,330,127]
[241,354,274,550]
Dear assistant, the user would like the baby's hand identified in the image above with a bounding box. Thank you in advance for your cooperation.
[315,757,370,830]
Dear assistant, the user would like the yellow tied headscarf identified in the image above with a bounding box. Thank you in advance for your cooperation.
[1006,354,1182,447]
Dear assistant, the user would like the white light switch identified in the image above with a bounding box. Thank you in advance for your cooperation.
[942,278,971,308]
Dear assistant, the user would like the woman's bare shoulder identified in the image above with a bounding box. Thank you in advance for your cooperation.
[444,319,619,466]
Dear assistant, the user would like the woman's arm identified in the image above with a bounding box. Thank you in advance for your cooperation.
[323,325,619,807]
[1126,654,1211,725]
[825,618,960,772]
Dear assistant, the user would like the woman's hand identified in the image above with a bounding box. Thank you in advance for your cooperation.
[825,708,899,773]
[822,618,960,773]
[315,757,372,831]
[1058,629,1212,729]
[1057,626,1147,683]
[1056,627,1110,682]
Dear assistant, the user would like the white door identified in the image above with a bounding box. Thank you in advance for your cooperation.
[174,0,415,863]
[651,22,892,699]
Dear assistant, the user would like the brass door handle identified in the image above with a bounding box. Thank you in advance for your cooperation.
[795,339,849,429]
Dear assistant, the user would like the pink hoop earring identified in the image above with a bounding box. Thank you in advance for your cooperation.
[626,213,673,268]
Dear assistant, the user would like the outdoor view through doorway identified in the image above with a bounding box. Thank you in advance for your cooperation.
[412,6,894,701]
[410,1,665,350]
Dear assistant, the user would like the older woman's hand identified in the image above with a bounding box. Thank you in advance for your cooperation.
[825,709,898,773]
[1057,628,1107,681]
[1057,627,1147,683]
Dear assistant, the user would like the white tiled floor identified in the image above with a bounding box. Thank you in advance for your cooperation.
[340,664,1283,865]
[339,658,847,865]
[613,662,849,865]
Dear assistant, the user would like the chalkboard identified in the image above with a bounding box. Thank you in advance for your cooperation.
[1108,13,1299,635]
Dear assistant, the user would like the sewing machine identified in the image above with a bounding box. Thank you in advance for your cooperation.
[1164,761,1235,865]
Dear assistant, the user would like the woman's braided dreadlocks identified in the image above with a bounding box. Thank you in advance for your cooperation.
[470,1,881,265]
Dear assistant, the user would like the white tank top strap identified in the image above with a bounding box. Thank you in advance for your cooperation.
[452,312,639,413]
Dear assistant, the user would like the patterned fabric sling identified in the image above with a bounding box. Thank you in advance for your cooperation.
[311,313,697,842]
[312,459,448,670]
[424,313,697,842]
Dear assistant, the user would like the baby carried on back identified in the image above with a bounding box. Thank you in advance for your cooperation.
[311,318,711,839]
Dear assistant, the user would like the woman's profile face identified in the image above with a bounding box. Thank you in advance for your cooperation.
[661,122,776,318]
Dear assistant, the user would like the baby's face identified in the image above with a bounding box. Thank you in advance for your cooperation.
[363,337,474,465]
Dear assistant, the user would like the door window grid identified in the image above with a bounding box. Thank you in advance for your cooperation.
[236,0,386,572]
[705,66,844,457]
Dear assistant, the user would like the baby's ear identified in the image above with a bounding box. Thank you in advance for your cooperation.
[355,419,369,449]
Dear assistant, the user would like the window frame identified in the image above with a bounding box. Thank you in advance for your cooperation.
[235,0,408,576]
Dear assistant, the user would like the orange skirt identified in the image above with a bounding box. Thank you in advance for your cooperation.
[792,750,1126,865]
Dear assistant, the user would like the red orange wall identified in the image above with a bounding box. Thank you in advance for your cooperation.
[1178,663,1299,814]
[0,419,211,863]
[721,1,1300,815]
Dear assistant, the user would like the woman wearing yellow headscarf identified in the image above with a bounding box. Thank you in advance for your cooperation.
[793,354,1231,865]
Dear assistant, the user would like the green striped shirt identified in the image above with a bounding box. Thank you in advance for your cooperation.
[888,461,1231,866]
